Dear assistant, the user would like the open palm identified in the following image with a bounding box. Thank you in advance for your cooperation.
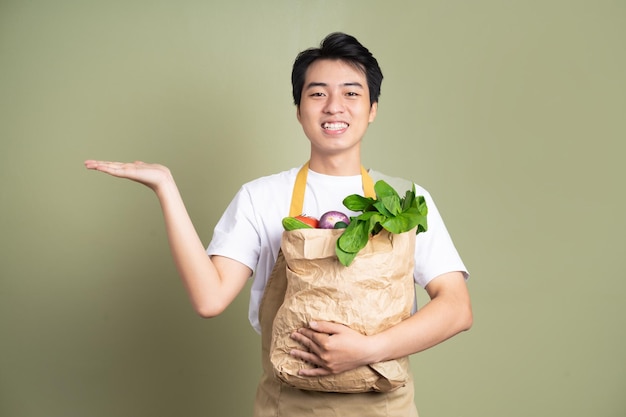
[84,160,173,191]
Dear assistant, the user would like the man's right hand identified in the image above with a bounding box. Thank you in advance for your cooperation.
[84,160,173,192]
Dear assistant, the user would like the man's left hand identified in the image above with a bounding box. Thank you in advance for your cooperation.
[289,320,376,376]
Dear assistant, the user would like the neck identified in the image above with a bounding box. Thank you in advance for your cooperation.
[308,154,361,176]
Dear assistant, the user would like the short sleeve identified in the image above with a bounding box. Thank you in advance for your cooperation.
[206,186,261,272]
[412,188,469,288]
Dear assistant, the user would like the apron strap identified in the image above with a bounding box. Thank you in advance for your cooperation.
[289,161,376,217]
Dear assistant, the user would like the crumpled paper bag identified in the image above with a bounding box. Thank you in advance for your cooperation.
[270,227,416,393]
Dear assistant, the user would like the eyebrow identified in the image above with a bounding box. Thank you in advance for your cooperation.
[304,82,365,90]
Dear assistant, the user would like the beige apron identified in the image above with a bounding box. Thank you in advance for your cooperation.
[253,163,419,417]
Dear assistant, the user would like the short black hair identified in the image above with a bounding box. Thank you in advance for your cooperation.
[291,32,383,107]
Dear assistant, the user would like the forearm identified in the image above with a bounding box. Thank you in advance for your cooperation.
[155,178,248,317]
[370,273,473,363]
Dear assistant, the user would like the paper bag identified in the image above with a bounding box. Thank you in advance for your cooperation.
[270,227,416,393]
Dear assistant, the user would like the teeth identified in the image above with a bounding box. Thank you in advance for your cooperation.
[323,122,348,130]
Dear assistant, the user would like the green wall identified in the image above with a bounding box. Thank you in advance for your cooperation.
[1,1,624,416]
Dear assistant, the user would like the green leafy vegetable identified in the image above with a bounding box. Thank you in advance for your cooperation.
[336,180,428,267]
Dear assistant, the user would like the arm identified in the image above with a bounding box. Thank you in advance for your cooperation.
[289,271,472,375]
[84,160,252,317]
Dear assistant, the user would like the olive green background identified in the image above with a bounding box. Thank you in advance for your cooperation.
[1,1,624,416]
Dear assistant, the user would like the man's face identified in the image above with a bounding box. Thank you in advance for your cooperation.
[297,59,377,160]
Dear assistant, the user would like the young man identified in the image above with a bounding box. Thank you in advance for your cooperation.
[85,32,472,416]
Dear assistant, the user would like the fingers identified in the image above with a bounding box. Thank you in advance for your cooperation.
[289,341,332,376]
[84,160,144,168]
[84,160,129,177]
[308,320,345,335]
[84,159,103,169]
[84,160,121,170]
[292,327,333,352]
[84,160,149,177]
[297,363,331,377]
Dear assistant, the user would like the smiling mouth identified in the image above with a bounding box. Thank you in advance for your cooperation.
[322,122,349,131]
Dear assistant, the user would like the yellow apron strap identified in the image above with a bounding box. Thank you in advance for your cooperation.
[289,161,376,217]
[289,162,309,217]
[361,165,376,199]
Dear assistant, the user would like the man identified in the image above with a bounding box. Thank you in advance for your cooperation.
[85,32,472,416]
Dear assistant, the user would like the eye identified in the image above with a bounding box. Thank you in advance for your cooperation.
[309,92,326,97]
[346,91,360,97]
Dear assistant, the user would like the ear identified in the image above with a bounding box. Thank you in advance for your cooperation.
[368,102,378,123]
[296,105,302,123]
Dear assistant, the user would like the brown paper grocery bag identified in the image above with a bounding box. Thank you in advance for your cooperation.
[270,226,416,393]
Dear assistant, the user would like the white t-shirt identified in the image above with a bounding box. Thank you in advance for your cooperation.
[207,165,468,334]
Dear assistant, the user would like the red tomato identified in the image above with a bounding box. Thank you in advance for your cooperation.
[295,215,319,228]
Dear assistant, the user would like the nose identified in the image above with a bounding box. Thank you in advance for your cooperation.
[323,93,344,114]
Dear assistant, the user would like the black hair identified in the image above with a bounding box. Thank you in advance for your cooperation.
[291,32,383,107]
